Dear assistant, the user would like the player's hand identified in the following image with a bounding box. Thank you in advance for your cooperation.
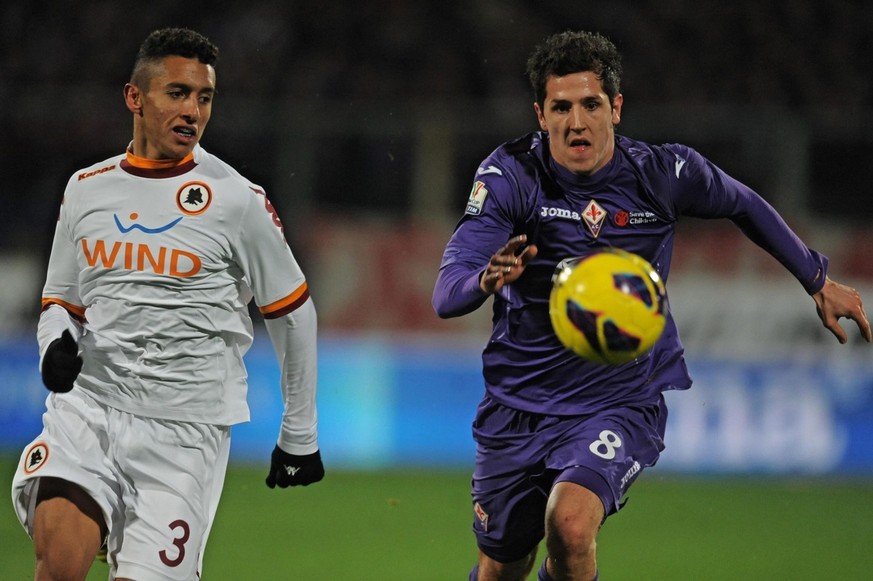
[265,446,325,488]
[41,330,83,392]
[812,277,872,344]
[480,235,538,294]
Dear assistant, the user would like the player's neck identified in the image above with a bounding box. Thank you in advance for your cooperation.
[125,146,195,169]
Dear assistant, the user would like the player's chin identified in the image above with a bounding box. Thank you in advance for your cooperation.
[165,141,198,159]
[557,150,594,173]
[565,160,598,175]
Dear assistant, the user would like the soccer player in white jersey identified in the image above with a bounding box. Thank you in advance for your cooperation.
[11,28,324,580]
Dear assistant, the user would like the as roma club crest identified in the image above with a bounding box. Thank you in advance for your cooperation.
[24,442,49,475]
[176,181,213,216]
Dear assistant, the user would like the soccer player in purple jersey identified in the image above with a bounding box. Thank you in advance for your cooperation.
[432,30,871,581]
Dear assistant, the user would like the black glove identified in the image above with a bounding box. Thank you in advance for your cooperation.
[41,330,83,393]
[265,446,324,489]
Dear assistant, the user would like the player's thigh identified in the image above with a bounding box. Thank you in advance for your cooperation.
[34,476,107,540]
[11,390,117,539]
[471,397,555,563]
[550,398,667,517]
[111,416,229,581]
[33,480,106,577]
[471,473,548,564]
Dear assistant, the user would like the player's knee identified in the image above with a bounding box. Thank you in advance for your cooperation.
[34,522,100,581]
[544,498,600,568]
[544,482,603,564]
[477,548,538,580]
[546,513,597,560]
[34,548,94,581]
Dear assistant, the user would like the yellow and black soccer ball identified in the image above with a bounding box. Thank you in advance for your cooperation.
[549,249,668,365]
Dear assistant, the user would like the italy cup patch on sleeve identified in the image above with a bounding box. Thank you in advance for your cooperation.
[465,181,488,215]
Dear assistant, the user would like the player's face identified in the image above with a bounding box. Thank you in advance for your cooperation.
[534,71,622,175]
[125,56,216,160]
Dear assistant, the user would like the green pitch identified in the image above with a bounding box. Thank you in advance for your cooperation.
[2,457,872,580]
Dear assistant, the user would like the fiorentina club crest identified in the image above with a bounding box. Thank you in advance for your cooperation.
[474,502,489,531]
[583,200,607,238]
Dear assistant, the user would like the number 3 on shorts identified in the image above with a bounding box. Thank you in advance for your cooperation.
[588,430,622,460]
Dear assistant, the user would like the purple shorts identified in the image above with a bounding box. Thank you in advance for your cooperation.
[470,394,667,562]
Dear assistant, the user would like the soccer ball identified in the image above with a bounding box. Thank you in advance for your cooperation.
[549,249,668,365]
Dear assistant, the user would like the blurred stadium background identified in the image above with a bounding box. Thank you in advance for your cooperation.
[2,1,873,578]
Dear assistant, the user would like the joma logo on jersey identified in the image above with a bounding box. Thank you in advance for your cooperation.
[540,206,582,220]
[620,460,641,489]
[82,239,202,277]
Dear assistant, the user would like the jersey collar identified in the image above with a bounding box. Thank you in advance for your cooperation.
[120,144,199,178]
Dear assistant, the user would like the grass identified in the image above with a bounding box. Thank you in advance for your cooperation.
[2,457,872,580]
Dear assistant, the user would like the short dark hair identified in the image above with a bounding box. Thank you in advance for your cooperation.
[525,31,623,109]
[131,28,219,86]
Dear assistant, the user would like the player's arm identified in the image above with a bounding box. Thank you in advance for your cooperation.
[39,187,86,392]
[433,167,529,318]
[38,303,84,392]
[262,295,324,488]
[669,145,826,293]
[670,145,870,343]
[232,186,324,487]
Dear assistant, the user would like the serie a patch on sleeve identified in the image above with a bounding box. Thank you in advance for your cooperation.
[465,181,488,215]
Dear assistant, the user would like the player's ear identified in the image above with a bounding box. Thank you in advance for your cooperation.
[534,102,547,131]
[124,83,143,116]
[611,93,623,126]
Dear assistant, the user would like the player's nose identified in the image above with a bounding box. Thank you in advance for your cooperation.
[570,106,586,130]
[180,96,201,121]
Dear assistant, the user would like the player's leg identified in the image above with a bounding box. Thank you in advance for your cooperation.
[474,547,538,580]
[470,477,545,581]
[542,481,603,580]
[11,391,119,581]
[110,414,229,580]
[33,477,107,581]
[469,396,552,581]
[537,397,668,580]
[194,426,232,575]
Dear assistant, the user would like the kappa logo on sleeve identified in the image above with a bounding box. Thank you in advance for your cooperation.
[465,181,489,215]
[78,164,116,181]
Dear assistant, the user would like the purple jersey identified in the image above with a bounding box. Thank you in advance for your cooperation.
[433,132,828,415]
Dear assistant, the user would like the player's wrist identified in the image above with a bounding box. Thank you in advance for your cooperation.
[275,437,319,457]
[41,330,83,392]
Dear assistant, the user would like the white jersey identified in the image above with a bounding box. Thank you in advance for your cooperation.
[41,144,312,427]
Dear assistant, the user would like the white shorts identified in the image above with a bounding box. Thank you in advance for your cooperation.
[12,389,231,581]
